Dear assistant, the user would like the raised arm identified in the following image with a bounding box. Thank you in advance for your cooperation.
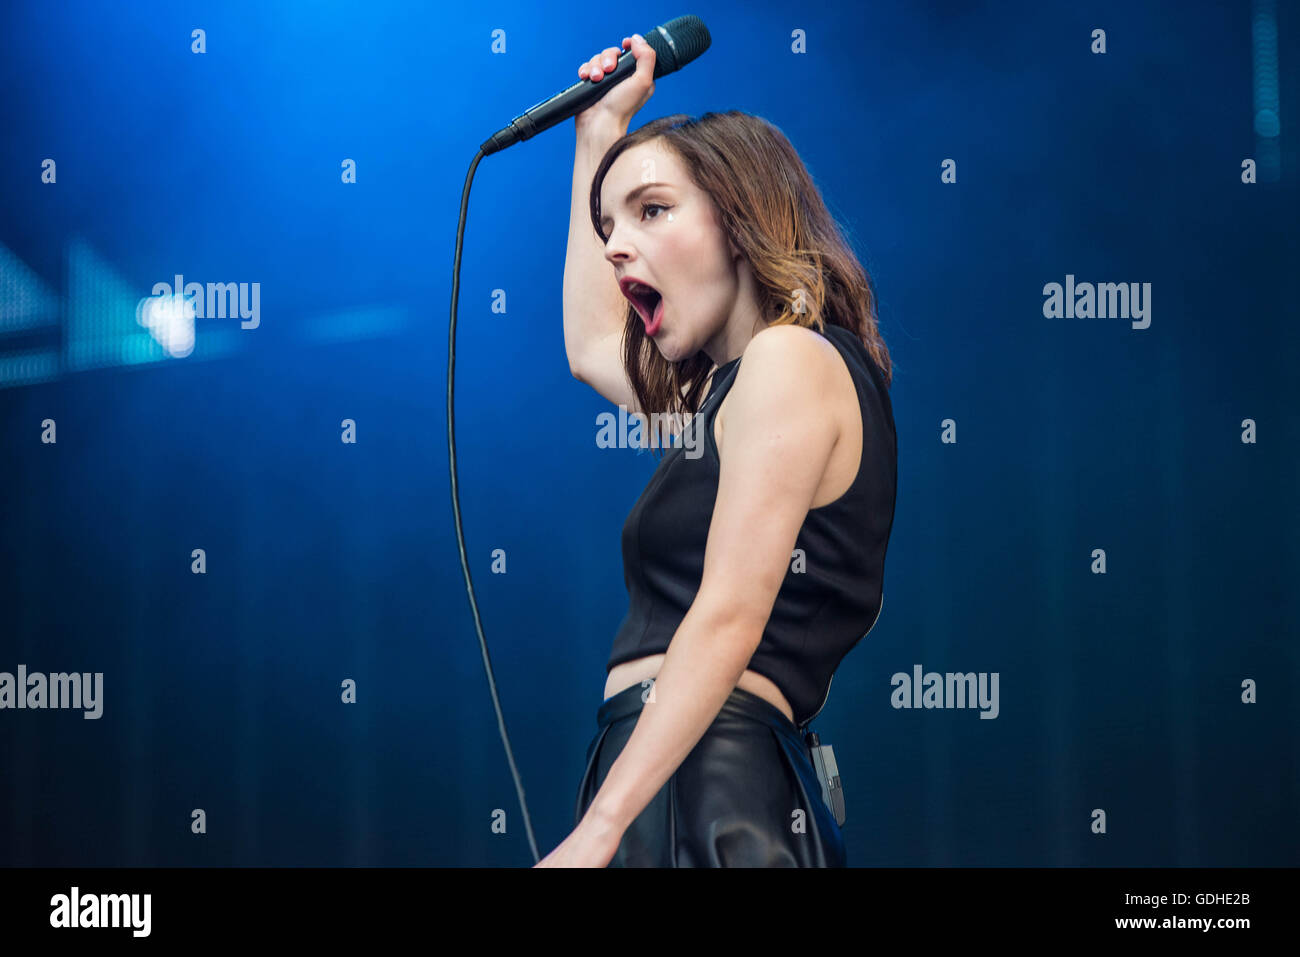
[562,35,659,414]
[563,113,638,411]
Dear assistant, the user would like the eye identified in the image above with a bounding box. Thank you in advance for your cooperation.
[641,202,669,221]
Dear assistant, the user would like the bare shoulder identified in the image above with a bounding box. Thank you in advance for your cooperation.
[729,323,845,406]
[716,323,849,444]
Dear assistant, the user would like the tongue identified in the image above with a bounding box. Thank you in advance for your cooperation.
[647,296,663,333]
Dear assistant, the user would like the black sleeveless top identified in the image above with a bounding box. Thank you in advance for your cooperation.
[605,322,898,729]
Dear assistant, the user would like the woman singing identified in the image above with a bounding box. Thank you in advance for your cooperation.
[536,34,897,867]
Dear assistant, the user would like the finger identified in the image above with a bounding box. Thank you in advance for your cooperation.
[633,35,655,74]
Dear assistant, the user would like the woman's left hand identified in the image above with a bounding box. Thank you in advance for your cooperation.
[534,814,622,868]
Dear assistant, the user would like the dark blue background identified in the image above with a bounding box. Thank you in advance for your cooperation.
[1,0,1295,866]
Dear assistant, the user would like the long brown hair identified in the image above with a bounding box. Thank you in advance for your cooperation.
[589,110,892,454]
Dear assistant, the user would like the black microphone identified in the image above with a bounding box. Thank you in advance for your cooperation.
[480,15,711,155]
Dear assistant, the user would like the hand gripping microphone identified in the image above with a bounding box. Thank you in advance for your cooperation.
[480,15,712,155]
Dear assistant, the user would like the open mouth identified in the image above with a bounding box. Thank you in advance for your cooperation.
[620,279,663,328]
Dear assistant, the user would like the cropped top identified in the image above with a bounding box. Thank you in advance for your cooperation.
[605,321,898,729]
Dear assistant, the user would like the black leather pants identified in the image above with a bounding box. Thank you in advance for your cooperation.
[573,681,847,867]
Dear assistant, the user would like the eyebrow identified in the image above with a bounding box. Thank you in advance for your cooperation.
[600,182,672,231]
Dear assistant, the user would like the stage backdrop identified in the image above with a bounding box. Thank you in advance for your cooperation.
[0,0,1295,866]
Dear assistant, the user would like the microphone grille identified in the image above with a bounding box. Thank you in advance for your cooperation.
[645,15,712,78]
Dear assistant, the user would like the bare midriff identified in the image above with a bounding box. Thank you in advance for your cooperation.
[603,654,796,724]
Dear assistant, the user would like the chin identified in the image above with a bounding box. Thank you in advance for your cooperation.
[653,338,689,364]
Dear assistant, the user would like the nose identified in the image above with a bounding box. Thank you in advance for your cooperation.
[603,221,635,266]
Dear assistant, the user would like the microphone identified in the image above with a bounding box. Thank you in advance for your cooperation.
[480,15,711,155]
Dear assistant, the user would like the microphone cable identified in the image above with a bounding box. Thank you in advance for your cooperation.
[446,146,544,865]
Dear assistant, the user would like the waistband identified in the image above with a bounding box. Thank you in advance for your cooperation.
[598,680,806,750]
